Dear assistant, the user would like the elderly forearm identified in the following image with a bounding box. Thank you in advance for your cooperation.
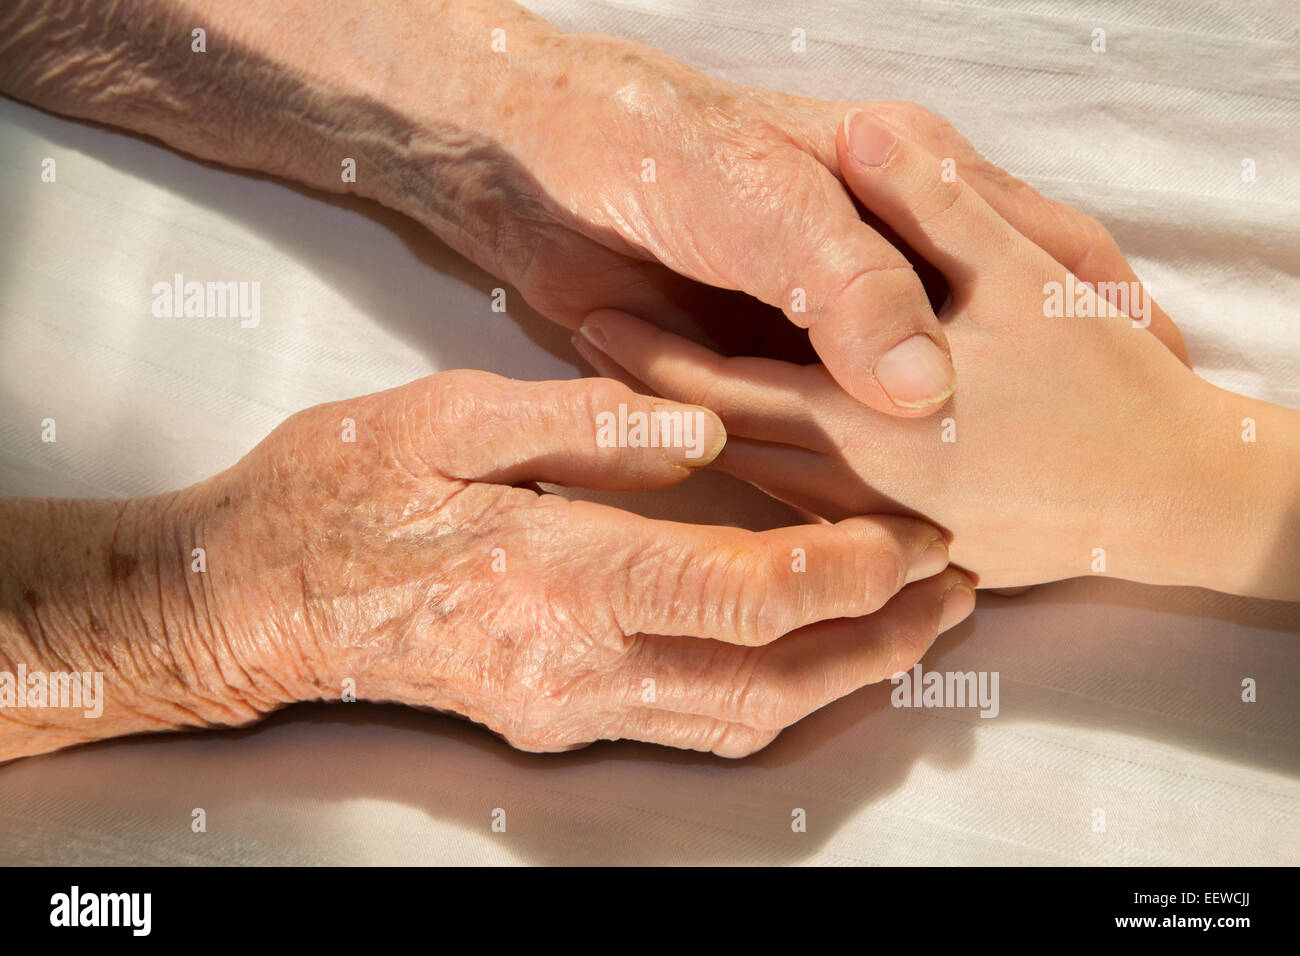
[0,494,282,761]
[0,0,563,273]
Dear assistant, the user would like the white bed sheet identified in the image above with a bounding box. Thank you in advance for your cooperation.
[0,0,1296,865]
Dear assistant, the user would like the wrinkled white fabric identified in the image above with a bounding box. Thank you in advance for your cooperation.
[0,0,1296,865]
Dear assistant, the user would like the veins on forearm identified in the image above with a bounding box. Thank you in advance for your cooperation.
[0,1,194,134]
[1,0,565,281]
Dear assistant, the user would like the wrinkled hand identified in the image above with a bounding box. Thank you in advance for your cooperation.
[573,114,1219,591]
[183,371,974,756]
[457,33,1187,412]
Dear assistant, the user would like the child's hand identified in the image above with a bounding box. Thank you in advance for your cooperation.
[574,113,1289,594]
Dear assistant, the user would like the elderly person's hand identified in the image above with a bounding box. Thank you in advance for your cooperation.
[481,58,1190,396]
[1,0,1185,417]
[0,371,975,762]
[572,114,1300,600]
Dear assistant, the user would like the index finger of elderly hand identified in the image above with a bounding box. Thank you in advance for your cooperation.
[618,566,976,732]
[536,502,950,646]
[581,309,841,452]
[406,370,725,490]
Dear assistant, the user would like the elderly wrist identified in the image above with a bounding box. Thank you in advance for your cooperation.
[170,479,346,716]
[0,495,274,759]
[365,11,574,275]
[90,493,290,729]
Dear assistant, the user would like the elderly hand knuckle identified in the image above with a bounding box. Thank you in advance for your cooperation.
[727,654,778,727]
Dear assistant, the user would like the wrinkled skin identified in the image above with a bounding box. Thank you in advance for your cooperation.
[572,114,1242,592]
[178,371,974,757]
[0,1,1208,764]
[1,1,1188,409]
[468,31,1190,396]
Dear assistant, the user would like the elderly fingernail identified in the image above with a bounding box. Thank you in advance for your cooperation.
[845,109,898,167]
[578,319,609,354]
[874,334,956,409]
[939,582,976,632]
[906,540,949,584]
[653,402,726,467]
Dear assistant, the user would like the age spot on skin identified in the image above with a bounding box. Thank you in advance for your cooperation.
[21,588,40,610]
[108,551,138,582]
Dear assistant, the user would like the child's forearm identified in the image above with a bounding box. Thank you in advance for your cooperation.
[1158,382,1300,600]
